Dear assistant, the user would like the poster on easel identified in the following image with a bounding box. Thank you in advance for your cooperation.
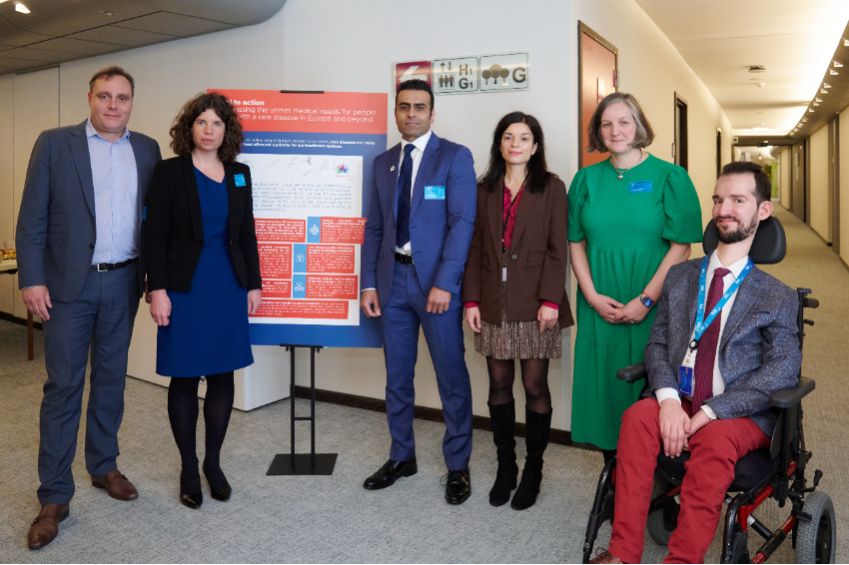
[214,89,387,348]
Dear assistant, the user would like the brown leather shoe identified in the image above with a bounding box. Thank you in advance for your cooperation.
[589,549,624,564]
[91,469,139,501]
[27,503,69,550]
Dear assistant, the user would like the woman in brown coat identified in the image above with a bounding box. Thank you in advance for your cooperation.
[463,111,573,510]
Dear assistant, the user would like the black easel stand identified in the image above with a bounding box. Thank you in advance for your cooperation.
[266,345,337,475]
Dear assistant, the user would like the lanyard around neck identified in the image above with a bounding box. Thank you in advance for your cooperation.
[690,256,752,350]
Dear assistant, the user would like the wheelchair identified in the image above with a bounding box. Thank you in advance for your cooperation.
[581,217,835,564]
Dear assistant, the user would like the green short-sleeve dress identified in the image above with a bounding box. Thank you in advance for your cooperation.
[568,154,702,450]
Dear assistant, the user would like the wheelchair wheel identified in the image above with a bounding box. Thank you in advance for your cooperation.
[647,473,679,547]
[795,491,836,563]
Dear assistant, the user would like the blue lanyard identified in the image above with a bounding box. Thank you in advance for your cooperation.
[690,256,752,350]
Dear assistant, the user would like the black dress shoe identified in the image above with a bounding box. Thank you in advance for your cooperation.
[203,464,232,502]
[445,468,471,505]
[180,469,203,509]
[363,458,417,490]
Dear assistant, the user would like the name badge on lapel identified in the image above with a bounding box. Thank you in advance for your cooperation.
[424,185,446,200]
[233,173,247,188]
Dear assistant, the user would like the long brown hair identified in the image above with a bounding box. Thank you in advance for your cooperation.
[170,92,244,163]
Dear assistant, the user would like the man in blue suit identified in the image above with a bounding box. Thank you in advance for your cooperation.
[360,79,477,504]
[591,162,802,564]
[16,66,160,550]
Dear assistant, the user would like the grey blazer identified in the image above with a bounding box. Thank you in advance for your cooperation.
[645,257,802,435]
[16,120,161,301]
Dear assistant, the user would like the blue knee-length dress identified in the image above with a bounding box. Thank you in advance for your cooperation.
[156,168,253,378]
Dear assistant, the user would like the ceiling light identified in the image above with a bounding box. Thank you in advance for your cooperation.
[823,82,832,89]
[829,69,839,75]
[821,88,829,94]
[834,61,845,68]
[101,9,118,16]
[14,1,29,13]
[815,97,822,103]
[814,102,821,106]
[845,38,849,47]
[808,108,815,113]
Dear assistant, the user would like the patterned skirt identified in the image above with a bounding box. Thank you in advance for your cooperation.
[474,282,562,360]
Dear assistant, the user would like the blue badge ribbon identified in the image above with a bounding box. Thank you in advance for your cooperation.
[690,256,752,350]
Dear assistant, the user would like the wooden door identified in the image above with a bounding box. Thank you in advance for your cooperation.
[578,22,617,168]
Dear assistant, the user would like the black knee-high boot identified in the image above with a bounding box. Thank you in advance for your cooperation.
[488,401,518,507]
[511,408,551,510]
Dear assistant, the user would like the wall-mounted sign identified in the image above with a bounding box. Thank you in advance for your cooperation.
[395,53,529,95]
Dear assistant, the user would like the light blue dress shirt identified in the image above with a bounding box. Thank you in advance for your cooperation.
[86,119,139,264]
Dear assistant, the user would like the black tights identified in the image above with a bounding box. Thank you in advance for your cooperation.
[167,371,235,472]
[486,357,551,413]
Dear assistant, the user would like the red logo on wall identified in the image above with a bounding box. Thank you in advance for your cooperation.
[394,61,432,90]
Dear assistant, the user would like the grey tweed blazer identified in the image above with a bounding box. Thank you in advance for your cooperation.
[645,256,802,435]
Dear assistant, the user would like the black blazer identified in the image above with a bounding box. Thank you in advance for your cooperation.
[144,156,262,293]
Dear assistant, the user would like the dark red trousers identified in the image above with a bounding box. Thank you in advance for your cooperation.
[608,398,769,564]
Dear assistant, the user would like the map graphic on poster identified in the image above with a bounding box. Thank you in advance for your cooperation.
[213,90,387,347]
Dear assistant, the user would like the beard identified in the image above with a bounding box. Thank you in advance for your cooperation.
[716,214,759,244]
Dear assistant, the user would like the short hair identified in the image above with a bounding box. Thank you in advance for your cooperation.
[89,66,135,95]
[587,92,654,152]
[396,79,434,111]
[720,161,771,203]
[170,93,244,163]
[479,111,555,194]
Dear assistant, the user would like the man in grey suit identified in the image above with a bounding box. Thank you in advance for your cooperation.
[16,66,160,550]
[591,162,802,564]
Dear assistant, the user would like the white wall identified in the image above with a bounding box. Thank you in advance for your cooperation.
[808,124,831,242]
[1,0,734,432]
[840,110,849,265]
[0,75,14,315]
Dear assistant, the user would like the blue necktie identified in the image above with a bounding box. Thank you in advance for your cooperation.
[395,144,415,248]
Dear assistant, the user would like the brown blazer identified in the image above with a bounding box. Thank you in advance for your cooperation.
[462,175,574,328]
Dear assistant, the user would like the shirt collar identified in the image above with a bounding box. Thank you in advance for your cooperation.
[86,118,130,142]
[708,250,750,278]
[400,129,432,155]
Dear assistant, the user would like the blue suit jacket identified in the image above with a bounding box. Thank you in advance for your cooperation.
[645,257,802,435]
[361,132,476,305]
[16,120,161,301]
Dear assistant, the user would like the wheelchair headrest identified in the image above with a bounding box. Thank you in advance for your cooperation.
[702,216,786,264]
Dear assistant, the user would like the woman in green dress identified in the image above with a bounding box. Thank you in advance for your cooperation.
[568,92,702,461]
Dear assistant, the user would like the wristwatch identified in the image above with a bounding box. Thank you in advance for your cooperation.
[639,293,655,308]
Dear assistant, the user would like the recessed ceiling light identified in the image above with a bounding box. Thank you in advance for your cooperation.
[101,9,118,16]
[821,88,829,94]
[808,108,815,113]
[829,69,839,76]
[823,82,832,89]
[813,102,821,107]
[834,60,845,68]
[14,1,29,13]
[844,38,849,47]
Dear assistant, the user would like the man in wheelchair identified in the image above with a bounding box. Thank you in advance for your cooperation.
[590,162,802,564]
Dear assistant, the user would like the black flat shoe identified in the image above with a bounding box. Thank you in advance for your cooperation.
[180,470,203,509]
[203,464,232,502]
[363,458,417,490]
[445,468,471,505]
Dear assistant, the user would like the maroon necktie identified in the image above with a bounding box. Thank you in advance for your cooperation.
[691,267,730,412]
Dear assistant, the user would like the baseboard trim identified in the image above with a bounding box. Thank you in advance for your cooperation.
[293,385,587,449]
[0,311,41,330]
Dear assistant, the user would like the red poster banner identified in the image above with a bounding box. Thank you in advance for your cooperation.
[258,244,292,279]
[212,90,387,135]
[306,275,359,299]
[255,218,306,243]
[307,245,355,273]
[261,279,292,299]
[253,299,349,319]
[320,217,366,244]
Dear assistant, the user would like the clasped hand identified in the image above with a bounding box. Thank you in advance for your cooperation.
[658,399,711,457]
[589,294,649,325]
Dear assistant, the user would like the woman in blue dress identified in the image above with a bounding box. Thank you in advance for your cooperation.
[145,93,262,509]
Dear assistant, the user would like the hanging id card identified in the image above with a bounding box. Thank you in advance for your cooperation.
[678,348,696,397]
[502,267,508,282]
